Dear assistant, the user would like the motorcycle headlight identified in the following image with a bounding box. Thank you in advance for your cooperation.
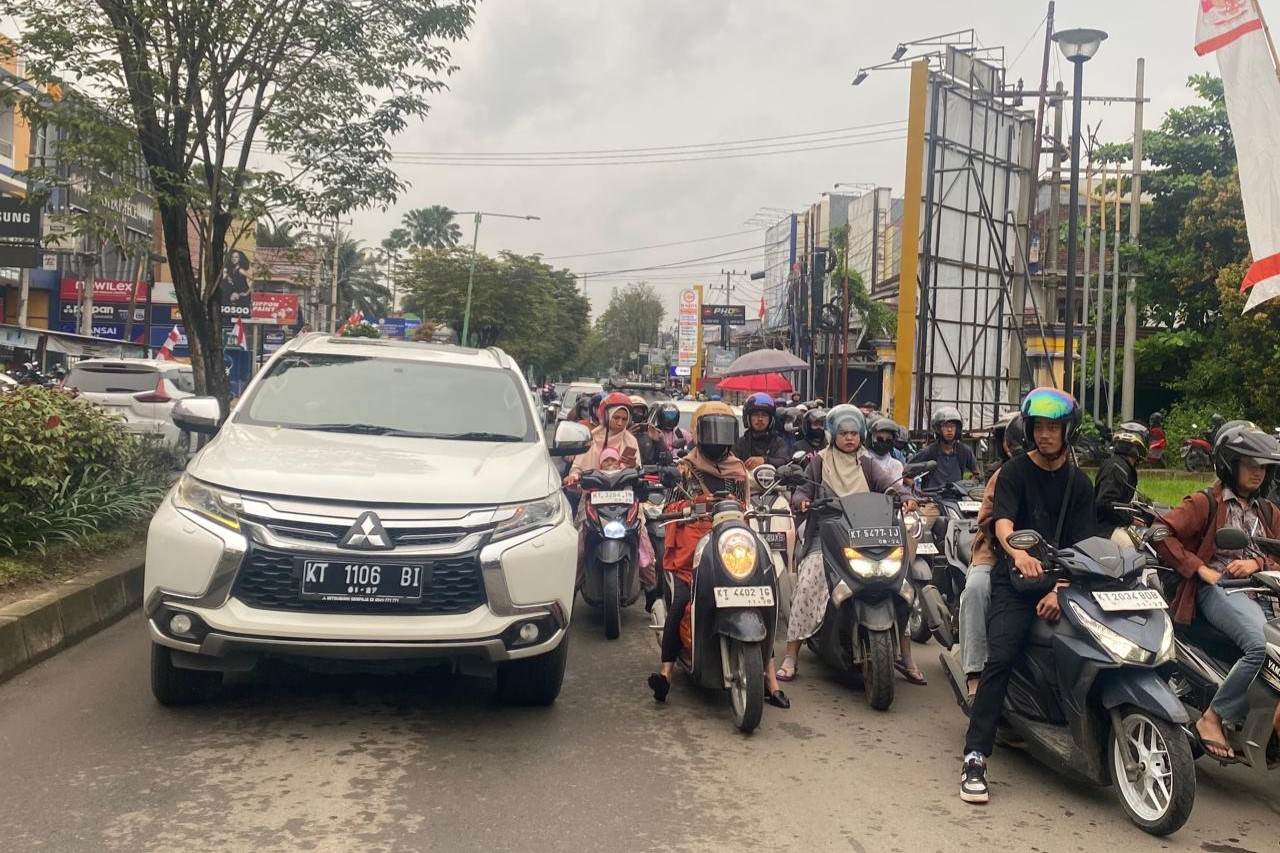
[718,528,758,581]
[603,520,627,540]
[1153,616,1176,666]
[843,546,903,578]
[493,493,564,541]
[1068,601,1153,665]
[174,474,242,531]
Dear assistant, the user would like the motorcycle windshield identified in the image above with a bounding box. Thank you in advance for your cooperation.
[1058,536,1139,581]
[824,492,901,552]
[580,468,640,491]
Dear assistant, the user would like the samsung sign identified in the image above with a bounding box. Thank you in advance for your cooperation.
[0,197,41,242]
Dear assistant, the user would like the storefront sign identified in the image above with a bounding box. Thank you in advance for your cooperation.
[59,277,150,304]
[677,288,700,367]
[0,198,41,268]
[246,292,300,325]
[701,304,746,325]
[59,303,146,324]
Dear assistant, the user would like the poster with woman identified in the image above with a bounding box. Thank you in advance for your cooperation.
[219,249,252,318]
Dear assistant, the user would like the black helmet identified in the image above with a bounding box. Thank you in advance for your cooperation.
[655,402,680,431]
[1019,387,1081,455]
[930,406,964,440]
[694,404,740,461]
[742,392,777,429]
[868,416,901,455]
[1213,422,1280,492]
[587,392,605,424]
[1211,413,1226,430]
[1112,421,1149,458]
[991,412,1025,461]
[803,408,827,441]
[781,407,804,434]
[1148,411,1164,427]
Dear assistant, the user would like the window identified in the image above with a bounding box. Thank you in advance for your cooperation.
[65,363,159,394]
[0,106,14,160]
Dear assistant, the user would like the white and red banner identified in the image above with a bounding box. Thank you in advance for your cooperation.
[156,326,182,361]
[246,292,300,325]
[1195,1,1280,310]
[59,277,148,304]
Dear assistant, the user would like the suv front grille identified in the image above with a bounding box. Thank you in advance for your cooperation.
[250,517,469,548]
[231,545,487,614]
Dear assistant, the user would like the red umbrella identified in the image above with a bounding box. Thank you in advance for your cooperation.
[716,373,793,394]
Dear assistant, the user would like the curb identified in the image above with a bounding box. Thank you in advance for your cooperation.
[0,558,143,685]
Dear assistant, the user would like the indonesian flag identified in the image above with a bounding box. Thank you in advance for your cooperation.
[1195,0,1280,310]
[233,318,246,347]
[758,296,766,321]
[156,326,181,361]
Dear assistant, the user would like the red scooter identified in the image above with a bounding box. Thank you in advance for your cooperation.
[1180,424,1212,472]
[1146,425,1167,466]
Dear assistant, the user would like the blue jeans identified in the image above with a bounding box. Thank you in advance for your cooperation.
[958,565,992,675]
[1195,582,1268,725]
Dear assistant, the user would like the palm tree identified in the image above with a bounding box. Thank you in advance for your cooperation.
[256,220,298,248]
[401,205,462,250]
[325,234,393,319]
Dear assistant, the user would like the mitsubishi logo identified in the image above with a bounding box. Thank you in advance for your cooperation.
[341,511,392,550]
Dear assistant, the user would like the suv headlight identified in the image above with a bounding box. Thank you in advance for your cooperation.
[718,529,758,581]
[843,546,903,578]
[492,494,564,541]
[1068,601,1153,665]
[174,474,243,532]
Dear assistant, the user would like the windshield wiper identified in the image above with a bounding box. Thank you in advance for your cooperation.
[432,431,525,442]
[290,423,433,437]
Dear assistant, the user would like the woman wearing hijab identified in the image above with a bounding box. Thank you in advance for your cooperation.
[774,405,927,685]
[564,391,641,484]
[648,401,790,709]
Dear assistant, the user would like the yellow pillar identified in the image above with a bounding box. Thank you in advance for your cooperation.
[892,59,930,427]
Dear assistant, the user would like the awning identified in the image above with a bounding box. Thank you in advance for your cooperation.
[0,324,149,359]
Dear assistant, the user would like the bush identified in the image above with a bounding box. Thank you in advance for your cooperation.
[0,387,173,555]
[340,322,380,338]
[1163,400,1241,454]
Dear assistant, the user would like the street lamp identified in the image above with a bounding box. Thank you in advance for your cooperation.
[453,210,540,346]
[1052,26,1107,396]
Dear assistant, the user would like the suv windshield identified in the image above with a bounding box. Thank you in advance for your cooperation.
[66,363,158,394]
[238,353,535,441]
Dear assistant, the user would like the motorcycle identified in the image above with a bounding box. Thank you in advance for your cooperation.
[1181,425,1213,472]
[939,525,1196,836]
[650,493,787,733]
[578,465,673,639]
[805,461,933,711]
[1165,526,1280,772]
[747,462,799,625]
[909,479,984,648]
[1146,427,1167,467]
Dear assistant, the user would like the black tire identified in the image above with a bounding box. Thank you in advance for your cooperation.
[908,595,931,644]
[1185,448,1211,473]
[603,561,621,640]
[863,629,896,711]
[150,643,222,706]
[1109,707,1195,836]
[728,639,764,733]
[496,635,570,707]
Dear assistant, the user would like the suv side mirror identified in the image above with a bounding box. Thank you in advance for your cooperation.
[171,397,222,434]
[549,420,592,457]
[1214,526,1249,551]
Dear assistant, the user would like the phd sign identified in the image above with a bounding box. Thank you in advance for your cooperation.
[701,304,746,326]
[0,197,42,268]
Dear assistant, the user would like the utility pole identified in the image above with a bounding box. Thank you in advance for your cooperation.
[1094,157,1106,424]
[719,268,745,352]
[79,249,97,337]
[1047,84,1063,281]
[1081,156,1093,415]
[1108,159,1121,426]
[329,217,340,333]
[1121,58,1144,421]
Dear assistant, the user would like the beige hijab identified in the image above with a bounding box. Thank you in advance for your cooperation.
[819,444,869,497]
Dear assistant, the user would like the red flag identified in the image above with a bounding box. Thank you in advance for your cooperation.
[758,296,766,321]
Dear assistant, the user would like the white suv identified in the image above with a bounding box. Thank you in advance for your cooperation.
[64,358,195,446]
[144,334,590,706]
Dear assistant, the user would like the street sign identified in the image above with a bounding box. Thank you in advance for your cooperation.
[638,342,650,354]
[677,288,700,367]
[701,304,746,325]
[672,365,692,377]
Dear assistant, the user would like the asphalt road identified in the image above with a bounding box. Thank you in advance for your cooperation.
[1,604,1277,852]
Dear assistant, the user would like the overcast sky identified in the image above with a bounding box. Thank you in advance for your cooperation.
[349,0,1212,321]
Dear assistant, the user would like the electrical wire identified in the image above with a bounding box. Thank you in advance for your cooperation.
[541,228,758,260]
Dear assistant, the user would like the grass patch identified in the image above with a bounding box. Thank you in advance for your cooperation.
[0,523,144,592]
[1136,474,1216,508]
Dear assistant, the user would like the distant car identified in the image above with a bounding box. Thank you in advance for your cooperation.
[605,380,672,405]
[557,381,604,421]
[0,373,16,394]
[63,358,196,446]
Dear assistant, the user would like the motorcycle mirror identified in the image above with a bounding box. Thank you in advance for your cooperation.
[903,460,937,478]
[1145,525,1171,544]
[1007,529,1043,551]
[791,450,808,464]
[1214,527,1249,551]
[752,464,778,490]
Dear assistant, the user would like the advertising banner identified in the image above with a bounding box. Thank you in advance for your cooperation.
[375,317,423,339]
[700,304,747,325]
[60,303,146,324]
[219,249,253,318]
[0,197,41,268]
[246,292,300,325]
[59,277,149,304]
[677,288,700,367]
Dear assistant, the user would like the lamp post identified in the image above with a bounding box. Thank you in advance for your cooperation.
[455,210,540,346]
[1053,27,1107,396]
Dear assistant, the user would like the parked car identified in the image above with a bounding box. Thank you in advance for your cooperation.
[144,333,591,707]
[63,358,195,447]
[0,372,17,394]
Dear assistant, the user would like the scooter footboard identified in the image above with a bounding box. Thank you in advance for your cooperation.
[1097,668,1189,724]
[715,609,767,643]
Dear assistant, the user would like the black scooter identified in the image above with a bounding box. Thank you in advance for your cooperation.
[940,526,1196,836]
[911,479,983,647]
[1166,526,1280,772]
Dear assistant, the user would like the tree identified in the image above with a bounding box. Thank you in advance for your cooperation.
[326,235,392,319]
[402,205,463,250]
[3,0,476,407]
[829,224,895,340]
[256,220,298,249]
[398,249,589,377]
[594,283,666,375]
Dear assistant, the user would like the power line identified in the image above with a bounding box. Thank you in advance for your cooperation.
[542,228,758,260]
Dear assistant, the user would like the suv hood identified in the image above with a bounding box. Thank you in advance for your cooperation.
[191,422,557,505]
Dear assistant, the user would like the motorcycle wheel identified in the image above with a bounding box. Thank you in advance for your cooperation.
[728,638,764,734]
[863,629,896,711]
[1109,707,1195,836]
[1185,448,1210,472]
[603,561,621,640]
[908,596,931,645]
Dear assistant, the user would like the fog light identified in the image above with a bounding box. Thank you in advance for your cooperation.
[169,613,194,636]
[518,623,540,644]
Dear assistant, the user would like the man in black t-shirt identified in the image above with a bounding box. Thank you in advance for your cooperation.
[960,389,1097,806]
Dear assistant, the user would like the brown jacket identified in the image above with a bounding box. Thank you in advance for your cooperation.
[1154,482,1280,624]
[969,468,1000,568]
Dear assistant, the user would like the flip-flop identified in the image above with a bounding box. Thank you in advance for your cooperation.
[1189,728,1243,764]
[775,655,798,682]
[895,662,928,685]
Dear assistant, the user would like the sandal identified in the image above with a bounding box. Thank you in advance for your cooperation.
[647,673,671,703]
[765,689,791,709]
[1190,727,1243,764]
[775,654,798,682]
[895,662,928,686]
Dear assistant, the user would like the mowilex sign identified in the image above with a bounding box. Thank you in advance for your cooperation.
[0,197,42,268]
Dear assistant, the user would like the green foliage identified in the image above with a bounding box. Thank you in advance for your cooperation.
[829,225,895,339]
[594,283,666,375]
[0,387,172,555]
[340,322,381,338]
[0,526,143,591]
[403,206,463,250]
[1162,399,1239,455]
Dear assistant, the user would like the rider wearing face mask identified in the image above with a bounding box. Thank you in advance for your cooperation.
[653,402,691,453]
[733,392,791,470]
[796,408,828,461]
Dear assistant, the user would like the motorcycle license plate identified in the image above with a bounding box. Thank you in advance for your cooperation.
[850,527,902,547]
[714,585,775,608]
[591,489,634,505]
[1092,589,1167,612]
[298,559,424,604]
[761,531,787,551]
[958,500,982,514]
[915,541,938,555]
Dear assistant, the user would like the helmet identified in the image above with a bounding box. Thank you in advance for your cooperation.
[742,392,777,429]
[868,416,901,455]
[825,404,867,443]
[803,408,827,441]
[627,394,648,422]
[991,411,1025,460]
[1213,422,1280,492]
[1112,421,1150,458]
[587,392,605,423]
[1019,387,1081,453]
[930,406,964,440]
[1211,413,1226,431]
[1148,411,1164,427]
[781,407,804,434]
[573,396,593,422]
[893,422,910,450]
[597,391,633,426]
[691,401,739,460]
[655,402,680,431]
